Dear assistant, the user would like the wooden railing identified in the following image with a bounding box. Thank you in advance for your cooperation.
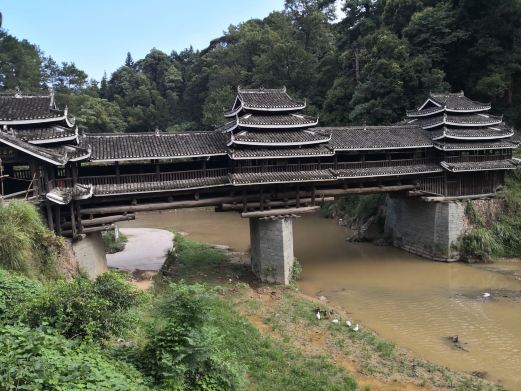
[235,158,433,174]
[444,155,510,163]
[49,167,229,193]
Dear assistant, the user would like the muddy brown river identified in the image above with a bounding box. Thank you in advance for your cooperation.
[120,209,521,389]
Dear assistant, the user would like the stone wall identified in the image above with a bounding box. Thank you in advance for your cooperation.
[71,232,108,278]
[384,195,465,261]
[250,217,294,284]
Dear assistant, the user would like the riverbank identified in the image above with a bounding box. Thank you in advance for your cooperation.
[145,233,506,391]
[117,209,521,388]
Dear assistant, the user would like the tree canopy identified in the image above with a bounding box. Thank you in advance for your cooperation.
[1,0,520,131]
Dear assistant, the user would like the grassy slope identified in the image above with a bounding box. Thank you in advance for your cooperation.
[159,234,509,391]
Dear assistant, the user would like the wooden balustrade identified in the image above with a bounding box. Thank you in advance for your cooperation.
[445,154,509,163]
[235,158,433,174]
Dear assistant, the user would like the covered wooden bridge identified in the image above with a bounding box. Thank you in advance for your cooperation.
[0,88,518,283]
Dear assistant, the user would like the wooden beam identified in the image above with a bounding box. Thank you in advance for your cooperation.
[79,184,414,216]
[219,197,334,211]
[62,224,115,236]
[62,214,135,229]
[421,193,496,202]
[241,206,319,218]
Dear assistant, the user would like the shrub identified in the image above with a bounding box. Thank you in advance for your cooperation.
[0,269,41,324]
[22,272,144,340]
[0,200,64,277]
[0,324,149,390]
[460,227,499,262]
[137,282,243,390]
[102,229,128,254]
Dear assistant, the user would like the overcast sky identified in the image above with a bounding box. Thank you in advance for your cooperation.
[1,0,285,80]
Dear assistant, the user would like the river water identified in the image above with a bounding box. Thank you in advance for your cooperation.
[119,209,521,389]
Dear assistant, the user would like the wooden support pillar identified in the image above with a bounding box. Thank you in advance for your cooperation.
[75,203,84,235]
[69,203,77,238]
[55,206,62,236]
[46,204,55,232]
[295,185,300,208]
[242,191,247,213]
[311,186,316,206]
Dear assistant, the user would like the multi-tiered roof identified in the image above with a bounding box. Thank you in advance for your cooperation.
[221,87,331,160]
[0,93,90,164]
[406,92,516,147]
[406,91,518,172]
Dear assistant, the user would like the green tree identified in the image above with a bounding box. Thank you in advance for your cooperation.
[77,96,127,133]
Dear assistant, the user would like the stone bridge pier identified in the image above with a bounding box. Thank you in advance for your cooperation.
[249,217,295,285]
[384,195,466,261]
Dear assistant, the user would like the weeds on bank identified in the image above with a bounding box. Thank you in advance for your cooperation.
[0,200,65,278]
[102,229,128,254]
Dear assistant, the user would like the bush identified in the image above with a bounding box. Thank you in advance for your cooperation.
[102,229,128,254]
[22,272,144,340]
[0,324,149,390]
[137,282,243,390]
[328,194,385,222]
[0,269,41,324]
[0,200,63,277]
[460,227,499,262]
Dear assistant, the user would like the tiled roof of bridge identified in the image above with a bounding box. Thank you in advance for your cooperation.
[228,144,334,159]
[81,132,228,161]
[0,93,66,122]
[0,131,89,165]
[441,159,518,172]
[431,126,515,140]
[429,92,490,111]
[229,169,335,186]
[323,125,433,150]
[408,92,491,116]
[237,113,318,128]
[92,176,229,196]
[237,87,304,110]
[415,114,503,129]
[434,140,519,150]
[11,125,78,144]
[334,163,443,179]
[231,129,330,146]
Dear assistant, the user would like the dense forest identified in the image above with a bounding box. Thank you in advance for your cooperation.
[1,0,521,133]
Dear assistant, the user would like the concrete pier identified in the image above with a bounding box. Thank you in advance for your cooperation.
[249,217,294,284]
[385,196,465,261]
[71,232,108,278]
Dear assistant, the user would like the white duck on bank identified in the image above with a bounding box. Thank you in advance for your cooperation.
[345,320,352,328]
[353,324,360,332]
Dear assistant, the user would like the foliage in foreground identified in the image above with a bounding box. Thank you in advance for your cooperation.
[0,324,148,391]
[132,283,245,390]
[21,272,144,341]
[0,200,64,277]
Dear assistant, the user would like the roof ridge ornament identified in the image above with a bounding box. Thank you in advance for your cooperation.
[49,90,55,108]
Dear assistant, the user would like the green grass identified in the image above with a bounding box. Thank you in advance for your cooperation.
[0,200,64,278]
[207,294,357,391]
[175,234,229,266]
[102,229,128,254]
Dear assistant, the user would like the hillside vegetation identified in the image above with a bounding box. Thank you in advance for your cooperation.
[1,0,520,133]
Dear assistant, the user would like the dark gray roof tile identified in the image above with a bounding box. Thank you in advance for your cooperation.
[81,132,228,161]
[324,125,432,150]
